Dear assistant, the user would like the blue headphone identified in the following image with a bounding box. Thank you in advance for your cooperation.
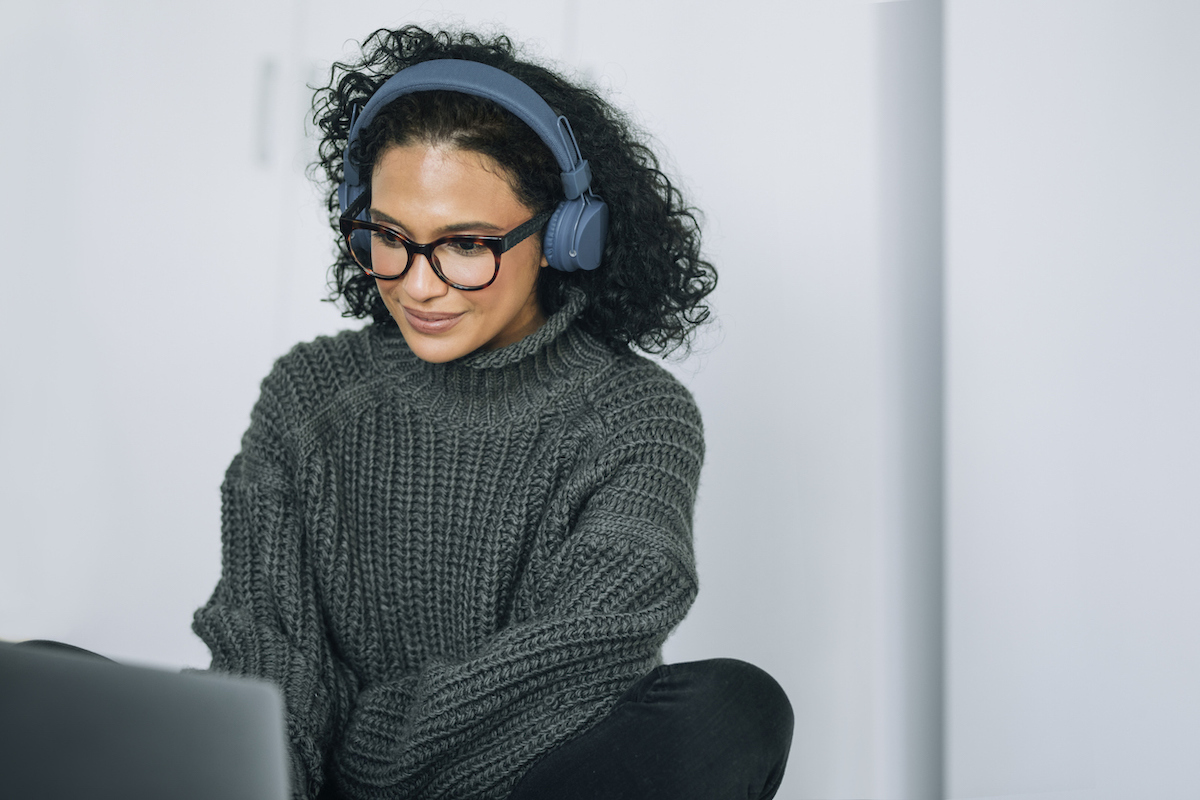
[338,59,609,273]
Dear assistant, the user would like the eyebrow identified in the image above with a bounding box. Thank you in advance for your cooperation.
[368,208,506,237]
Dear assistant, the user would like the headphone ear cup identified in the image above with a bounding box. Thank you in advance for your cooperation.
[571,199,609,271]
[542,202,570,271]
[543,197,609,272]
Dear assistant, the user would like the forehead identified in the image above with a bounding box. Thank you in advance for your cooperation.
[368,144,532,238]
[371,144,520,203]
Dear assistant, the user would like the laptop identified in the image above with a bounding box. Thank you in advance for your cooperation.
[0,641,290,800]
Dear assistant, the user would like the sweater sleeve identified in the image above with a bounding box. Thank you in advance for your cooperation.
[192,366,359,800]
[330,378,704,800]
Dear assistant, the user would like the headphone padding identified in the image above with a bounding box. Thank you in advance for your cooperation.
[542,202,570,271]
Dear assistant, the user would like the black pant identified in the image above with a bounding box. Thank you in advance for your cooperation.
[509,659,793,800]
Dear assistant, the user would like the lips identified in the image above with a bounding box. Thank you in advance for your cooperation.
[402,306,465,335]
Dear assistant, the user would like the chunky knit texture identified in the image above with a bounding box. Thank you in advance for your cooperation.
[192,292,704,800]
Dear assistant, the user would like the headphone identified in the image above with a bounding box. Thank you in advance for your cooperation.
[338,59,609,273]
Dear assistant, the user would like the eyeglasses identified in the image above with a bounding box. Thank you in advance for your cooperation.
[339,209,553,291]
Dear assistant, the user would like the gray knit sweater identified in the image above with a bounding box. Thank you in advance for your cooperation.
[192,293,704,800]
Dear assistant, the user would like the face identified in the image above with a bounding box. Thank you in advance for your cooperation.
[368,143,548,363]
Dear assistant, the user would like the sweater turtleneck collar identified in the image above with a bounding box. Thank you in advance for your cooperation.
[368,288,611,421]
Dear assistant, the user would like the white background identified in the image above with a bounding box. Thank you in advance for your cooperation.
[1,2,1197,799]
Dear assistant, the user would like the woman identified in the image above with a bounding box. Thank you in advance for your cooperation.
[193,25,792,800]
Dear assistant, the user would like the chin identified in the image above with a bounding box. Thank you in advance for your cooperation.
[400,332,465,363]
[395,321,479,363]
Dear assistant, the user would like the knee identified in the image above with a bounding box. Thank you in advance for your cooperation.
[669,658,794,752]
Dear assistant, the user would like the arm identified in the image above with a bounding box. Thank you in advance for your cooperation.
[192,368,358,800]
[331,378,704,799]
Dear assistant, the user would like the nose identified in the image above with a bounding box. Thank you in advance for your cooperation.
[402,252,449,303]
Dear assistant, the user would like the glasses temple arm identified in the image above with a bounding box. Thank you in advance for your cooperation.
[500,209,555,252]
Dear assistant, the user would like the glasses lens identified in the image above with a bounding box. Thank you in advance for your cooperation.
[360,227,410,277]
[433,239,497,288]
[347,228,376,272]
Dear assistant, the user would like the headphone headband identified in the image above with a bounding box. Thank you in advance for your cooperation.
[337,58,608,272]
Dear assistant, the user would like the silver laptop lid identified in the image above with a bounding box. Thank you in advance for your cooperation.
[0,641,290,800]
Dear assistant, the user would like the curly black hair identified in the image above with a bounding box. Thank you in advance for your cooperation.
[311,25,716,356]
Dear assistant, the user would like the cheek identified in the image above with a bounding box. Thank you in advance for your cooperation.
[376,276,414,299]
[492,268,538,317]
[503,243,546,292]
[374,281,407,318]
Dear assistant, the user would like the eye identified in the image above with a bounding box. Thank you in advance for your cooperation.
[444,238,490,257]
[371,227,407,248]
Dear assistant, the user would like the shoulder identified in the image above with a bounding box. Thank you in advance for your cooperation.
[567,341,705,473]
[555,348,706,556]
[585,349,703,435]
[247,324,393,440]
[268,324,375,387]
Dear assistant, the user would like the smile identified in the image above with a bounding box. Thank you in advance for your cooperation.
[402,306,465,334]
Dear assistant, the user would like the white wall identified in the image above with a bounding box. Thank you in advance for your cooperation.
[2,2,1197,799]
[946,2,1200,799]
